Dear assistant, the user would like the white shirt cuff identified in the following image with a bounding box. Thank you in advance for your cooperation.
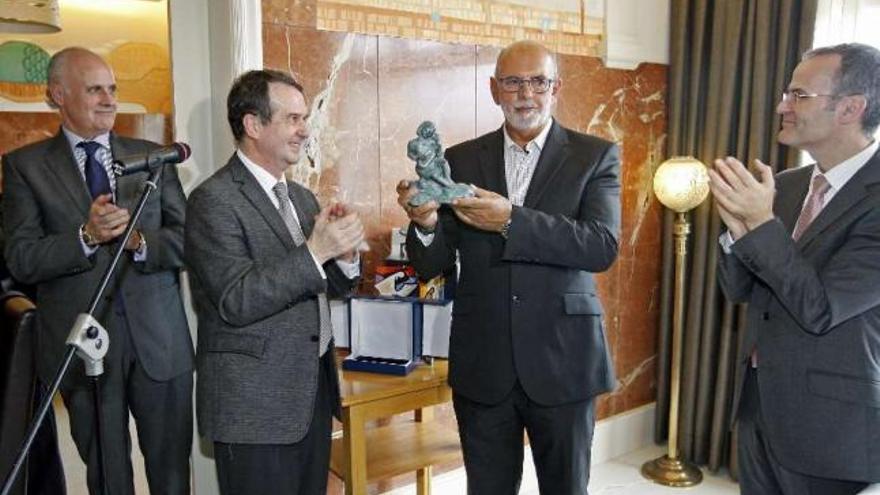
[335,254,361,278]
[719,231,736,255]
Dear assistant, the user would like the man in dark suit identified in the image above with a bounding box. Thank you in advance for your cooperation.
[711,43,880,494]
[397,40,621,494]
[1,47,193,494]
[185,69,363,494]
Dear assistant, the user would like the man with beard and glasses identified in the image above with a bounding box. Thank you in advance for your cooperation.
[396,40,621,495]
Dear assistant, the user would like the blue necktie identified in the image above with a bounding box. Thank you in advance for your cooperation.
[78,141,111,199]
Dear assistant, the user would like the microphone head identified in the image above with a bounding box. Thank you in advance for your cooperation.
[172,142,192,162]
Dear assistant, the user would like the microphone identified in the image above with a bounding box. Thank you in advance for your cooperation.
[112,142,191,176]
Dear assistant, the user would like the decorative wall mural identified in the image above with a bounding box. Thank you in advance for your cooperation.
[315,0,604,57]
[0,40,170,113]
[0,41,50,102]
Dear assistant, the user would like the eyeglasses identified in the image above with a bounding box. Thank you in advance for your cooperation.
[781,89,838,103]
[497,76,556,93]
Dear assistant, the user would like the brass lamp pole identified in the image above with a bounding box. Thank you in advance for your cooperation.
[641,156,709,487]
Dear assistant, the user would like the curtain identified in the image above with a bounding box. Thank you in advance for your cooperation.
[654,0,818,478]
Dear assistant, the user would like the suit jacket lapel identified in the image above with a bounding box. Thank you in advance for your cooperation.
[477,128,507,197]
[45,131,91,216]
[229,155,297,250]
[797,151,880,246]
[524,121,569,208]
[110,134,142,210]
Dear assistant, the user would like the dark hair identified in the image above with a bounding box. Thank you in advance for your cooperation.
[226,69,304,142]
[804,43,880,135]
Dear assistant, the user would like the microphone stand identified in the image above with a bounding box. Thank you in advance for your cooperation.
[1,166,165,495]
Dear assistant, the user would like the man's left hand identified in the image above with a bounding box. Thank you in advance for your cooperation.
[451,186,512,232]
[709,157,776,232]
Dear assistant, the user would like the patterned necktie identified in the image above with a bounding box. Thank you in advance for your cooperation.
[272,181,333,356]
[792,174,831,241]
[78,141,111,199]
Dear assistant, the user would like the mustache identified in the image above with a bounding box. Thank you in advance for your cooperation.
[511,101,537,110]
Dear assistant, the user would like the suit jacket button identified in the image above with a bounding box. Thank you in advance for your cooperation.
[512,295,520,302]
[762,312,770,320]
[310,335,319,342]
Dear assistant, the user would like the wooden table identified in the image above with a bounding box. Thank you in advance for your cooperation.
[330,357,461,495]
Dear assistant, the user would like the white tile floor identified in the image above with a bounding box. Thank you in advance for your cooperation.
[55,397,739,495]
[385,444,739,495]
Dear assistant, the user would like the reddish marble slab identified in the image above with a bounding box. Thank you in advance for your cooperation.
[375,37,477,257]
[263,8,669,433]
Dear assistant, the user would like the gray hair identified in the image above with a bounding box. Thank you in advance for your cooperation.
[804,43,880,135]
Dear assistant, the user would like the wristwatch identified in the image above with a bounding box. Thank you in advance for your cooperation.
[134,231,146,253]
[499,218,512,239]
[80,224,99,247]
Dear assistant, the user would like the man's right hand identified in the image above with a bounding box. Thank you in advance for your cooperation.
[85,194,130,244]
[306,205,365,264]
[396,180,439,232]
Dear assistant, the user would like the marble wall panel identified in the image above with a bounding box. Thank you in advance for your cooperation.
[264,4,667,490]
[475,45,504,135]
[263,25,387,286]
[375,37,477,256]
[263,3,667,424]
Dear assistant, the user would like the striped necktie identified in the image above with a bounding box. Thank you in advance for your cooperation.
[272,181,333,356]
[792,174,831,241]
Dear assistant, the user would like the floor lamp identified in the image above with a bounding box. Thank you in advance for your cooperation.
[641,156,709,487]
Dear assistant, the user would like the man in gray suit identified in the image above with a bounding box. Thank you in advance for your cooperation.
[2,47,193,494]
[185,69,363,494]
[711,43,880,494]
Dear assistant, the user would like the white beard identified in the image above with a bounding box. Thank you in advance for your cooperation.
[502,100,552,132]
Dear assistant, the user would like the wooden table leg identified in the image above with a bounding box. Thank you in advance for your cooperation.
[343,406,368,495]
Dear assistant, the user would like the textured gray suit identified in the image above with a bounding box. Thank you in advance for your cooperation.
[185,154,354,445]
[2,131,193,494]
[719,152,880,484]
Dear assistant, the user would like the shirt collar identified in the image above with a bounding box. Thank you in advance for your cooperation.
[236,149,286,203]
[62,127,111,151]
[813,139,879,192]
[502,118,553,154]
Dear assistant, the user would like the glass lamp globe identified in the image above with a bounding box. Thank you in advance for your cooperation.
[653,156,710,213]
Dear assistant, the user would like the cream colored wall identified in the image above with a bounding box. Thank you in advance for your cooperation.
[0,0,168,54]
[0,0,170,113]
